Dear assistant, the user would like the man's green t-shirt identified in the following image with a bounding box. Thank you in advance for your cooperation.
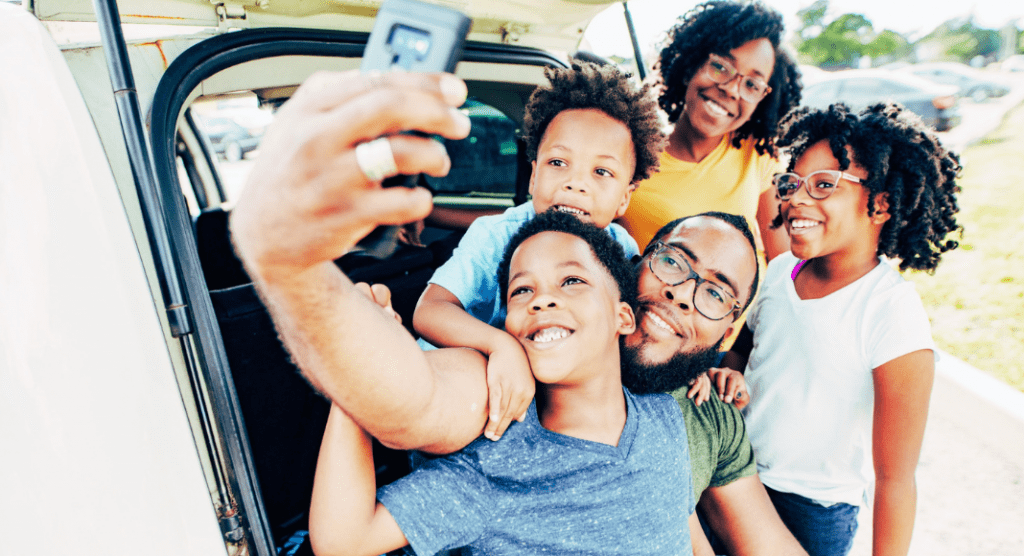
[671,390,757,501]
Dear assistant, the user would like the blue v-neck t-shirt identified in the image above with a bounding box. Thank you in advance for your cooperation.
[377,388,694,555]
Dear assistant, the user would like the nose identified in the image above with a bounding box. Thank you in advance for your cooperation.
[561,167,588,194]
[662,277,697,313]
[717,73,742,99]
[529,289,561,313]
[788,177,814,206]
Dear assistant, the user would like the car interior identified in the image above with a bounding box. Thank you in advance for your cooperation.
[155,27,563,554]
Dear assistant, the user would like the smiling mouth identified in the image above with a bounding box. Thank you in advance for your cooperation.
[553,205,589,218]
[700,94,735,118]
[641,307,683,339]
[528,326,573,343]
[789,218,822,233]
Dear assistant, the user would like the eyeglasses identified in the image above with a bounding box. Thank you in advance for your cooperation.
[647,242,740,321]
[773,170,863,201]
[703,53,772,103]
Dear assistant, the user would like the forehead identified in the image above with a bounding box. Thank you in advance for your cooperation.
[656,217,756,299]
[724,37,776,78]
[794,140,867,176]
[511,232,617,286]
[539,108,634,155]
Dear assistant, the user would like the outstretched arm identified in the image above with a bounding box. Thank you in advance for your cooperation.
[310,404,407,556]
[231,70,488,453]
[871,349,934,556]
[699,475,807,556]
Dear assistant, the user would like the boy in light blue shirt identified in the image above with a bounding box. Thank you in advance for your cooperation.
[413,62,665,439]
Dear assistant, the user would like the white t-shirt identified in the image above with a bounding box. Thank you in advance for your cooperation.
[742,252,935,506]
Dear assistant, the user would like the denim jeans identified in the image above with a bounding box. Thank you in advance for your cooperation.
[765,486,860,556]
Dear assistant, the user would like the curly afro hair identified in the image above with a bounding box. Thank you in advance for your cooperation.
[498,209,638,311]
[773,102,962,272]
[656,0,802,157]
[521,61,666,184]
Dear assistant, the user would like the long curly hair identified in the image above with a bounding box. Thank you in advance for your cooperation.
[522,61,666,184]
[656,0,802,157]
[773,103,962,272]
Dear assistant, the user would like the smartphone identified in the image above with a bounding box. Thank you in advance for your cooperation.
[357,0,471,259]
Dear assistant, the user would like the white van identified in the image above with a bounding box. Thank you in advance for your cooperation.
[0,1,628,553]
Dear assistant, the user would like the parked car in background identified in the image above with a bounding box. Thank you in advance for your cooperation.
[1002,55,1024,73]
[898,62,1010,102]
[801,69,961,131]
[195,116,263,161]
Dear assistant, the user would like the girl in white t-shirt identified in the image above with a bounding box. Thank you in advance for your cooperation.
[708,102,962,556]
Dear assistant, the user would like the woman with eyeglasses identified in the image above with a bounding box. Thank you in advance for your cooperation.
[619,0,802,263]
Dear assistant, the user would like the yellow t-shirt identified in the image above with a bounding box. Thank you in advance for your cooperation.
[620,135,782,255]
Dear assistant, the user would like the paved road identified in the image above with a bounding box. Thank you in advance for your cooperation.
[850,73,1024,556]
[849,352,1024,556]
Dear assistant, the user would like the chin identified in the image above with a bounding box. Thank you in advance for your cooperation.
[620,336,723,395]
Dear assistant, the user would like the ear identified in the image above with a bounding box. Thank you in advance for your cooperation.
[616,302,636,336]
[614,183,637,219]
[871,192,891,225]
[528,160,538,196]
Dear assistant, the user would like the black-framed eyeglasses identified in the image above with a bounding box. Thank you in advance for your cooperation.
[773,170,863,201]
[647,242,740,321]
[703,53,772,103]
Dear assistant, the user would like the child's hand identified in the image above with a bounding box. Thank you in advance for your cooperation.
[686,372,712,406]
[353,282,401,324]
[483,339,535,441]
[708,367,749,409]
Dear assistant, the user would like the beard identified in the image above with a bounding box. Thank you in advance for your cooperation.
[620,334,724,395]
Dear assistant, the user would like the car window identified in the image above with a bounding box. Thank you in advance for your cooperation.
[426,98,519,199]
[189,93,275,204]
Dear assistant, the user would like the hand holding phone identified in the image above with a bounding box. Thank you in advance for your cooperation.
[357,0,471,258]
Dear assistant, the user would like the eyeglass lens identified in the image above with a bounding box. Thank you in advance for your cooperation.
[651,247,736,320]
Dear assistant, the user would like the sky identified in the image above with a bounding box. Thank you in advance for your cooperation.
[582,0,1024,61]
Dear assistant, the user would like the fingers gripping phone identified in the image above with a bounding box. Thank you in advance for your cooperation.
[357,0,471,258]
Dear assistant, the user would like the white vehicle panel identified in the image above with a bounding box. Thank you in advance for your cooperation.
[0,6,226,554]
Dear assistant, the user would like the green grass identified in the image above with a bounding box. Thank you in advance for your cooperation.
[905,101,1024,393]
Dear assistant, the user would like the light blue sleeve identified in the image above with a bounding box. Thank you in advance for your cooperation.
[607,222,639,259]
[427,208,523,328]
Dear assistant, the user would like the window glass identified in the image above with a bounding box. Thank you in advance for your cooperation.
[191,93,275,203]
[426,99,518,198]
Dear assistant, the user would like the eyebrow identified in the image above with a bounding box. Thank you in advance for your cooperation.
[720,53,769,79]
[669,241,741,298]
[508,260,591,285]
[547,144,624,164]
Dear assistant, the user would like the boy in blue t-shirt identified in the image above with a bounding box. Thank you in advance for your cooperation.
[413,62,665,439]
[311,211,694,556]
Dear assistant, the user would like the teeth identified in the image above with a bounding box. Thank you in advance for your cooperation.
[790,219,821,229]
[646,312,675,334]
[531,327,571,343]
[555,206,586,216]
[704,98,729,117]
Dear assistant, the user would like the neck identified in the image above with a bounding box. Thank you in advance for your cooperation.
[800,247,881,298]
[535,364,627,447]
[666,119,724,163]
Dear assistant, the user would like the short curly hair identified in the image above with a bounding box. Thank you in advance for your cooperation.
[773,103,962,272]
[521,61,666,184]
[498,209,638,311]
[656,0,802,157]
